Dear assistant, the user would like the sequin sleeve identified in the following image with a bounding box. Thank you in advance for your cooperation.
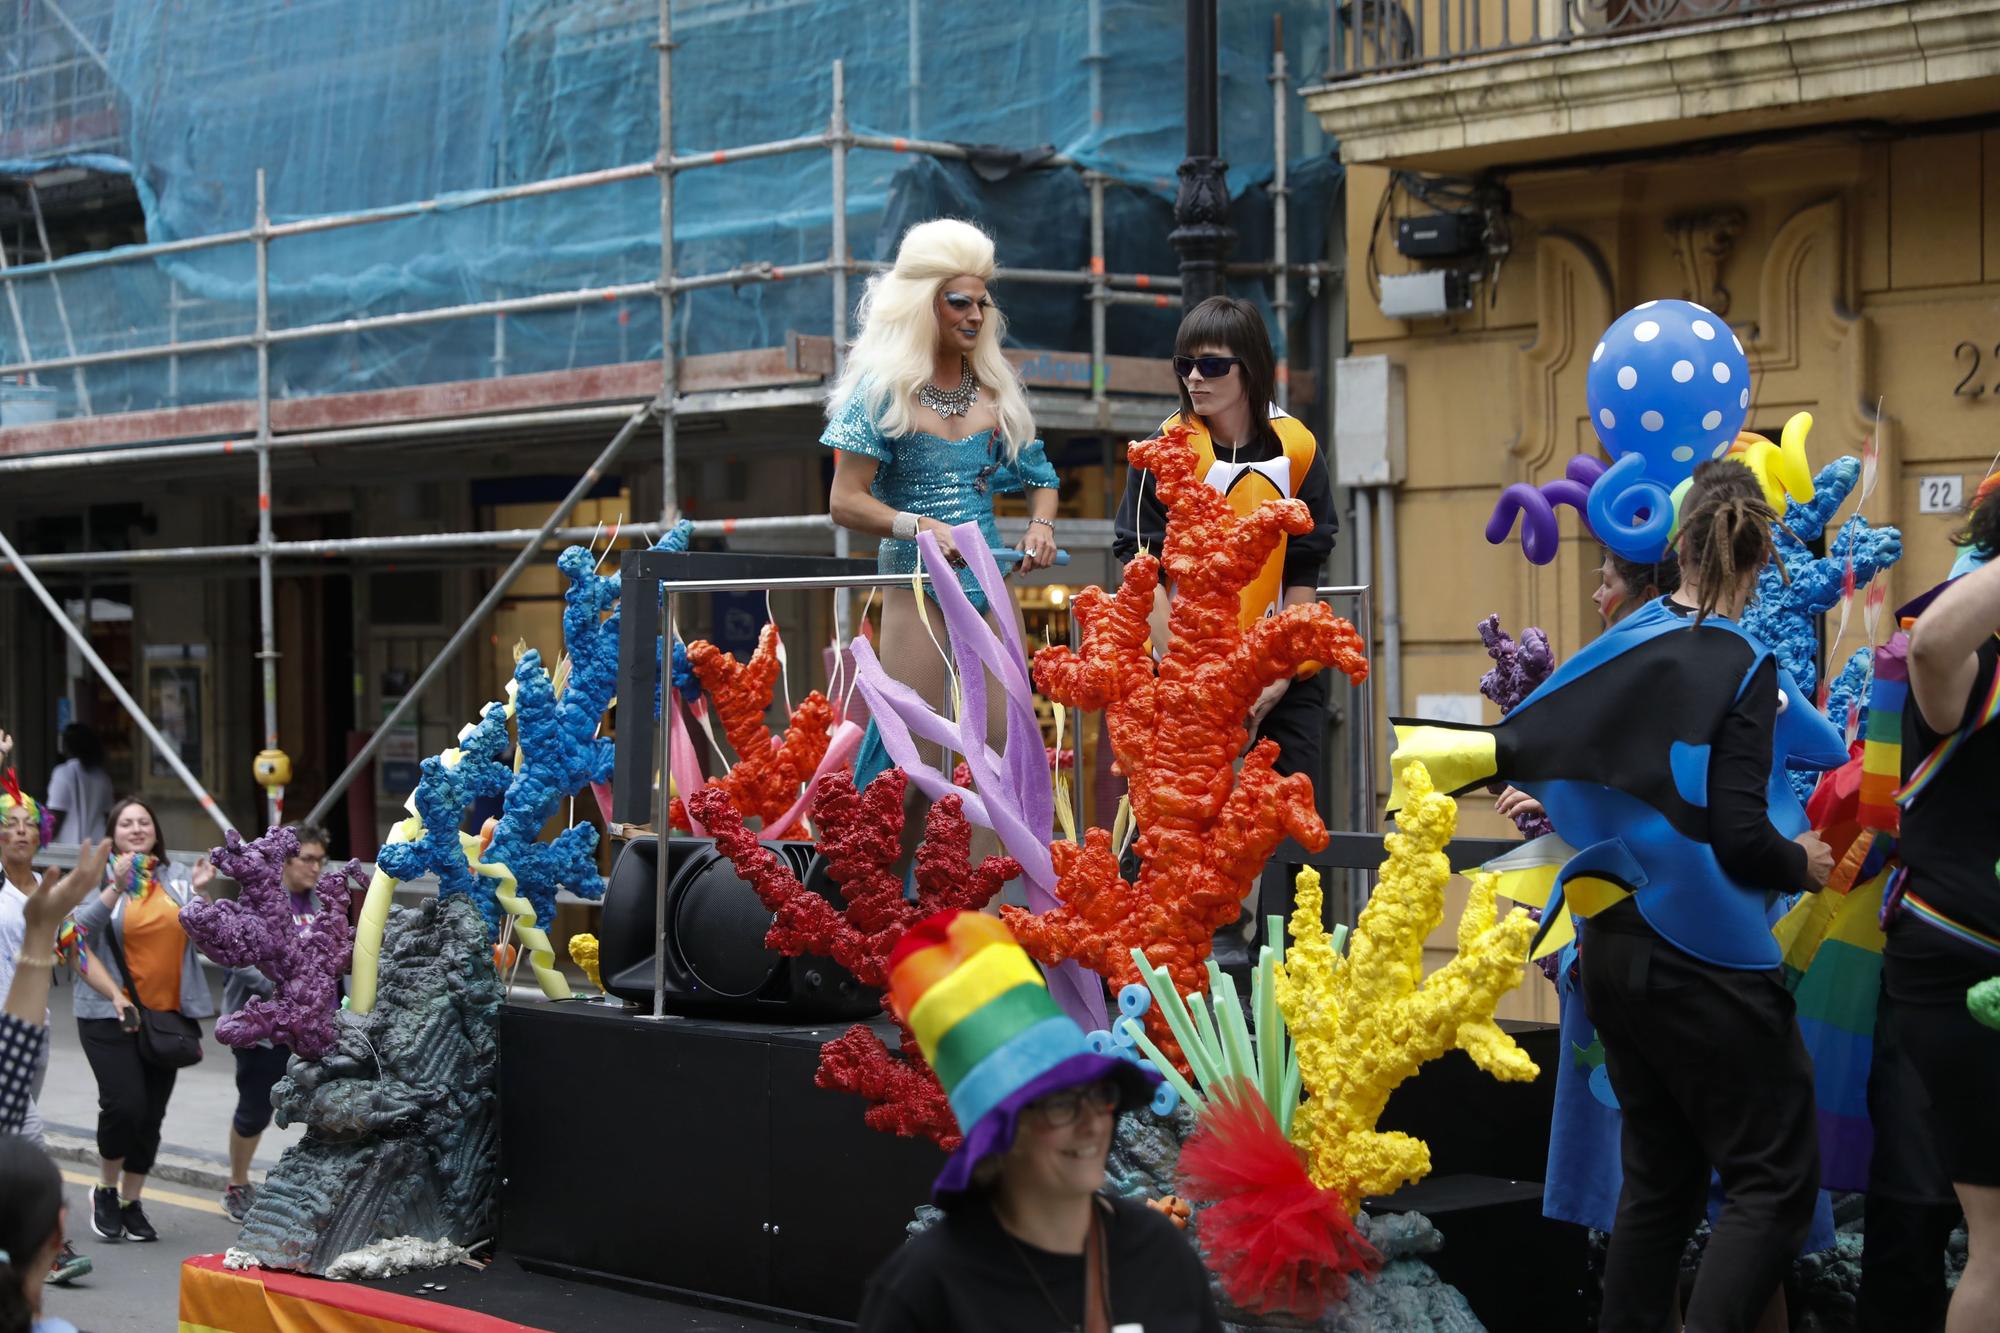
[991,437,1058,495]
[820,392,892,463]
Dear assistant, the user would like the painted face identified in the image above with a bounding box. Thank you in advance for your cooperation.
[1,805,40,863]
[112,804,157,855]
[1002,1078,1118,1199]
[1180,341,1247,424]
[284,843,326,896]
[1592,555,1637,627]
[934,275,991,355]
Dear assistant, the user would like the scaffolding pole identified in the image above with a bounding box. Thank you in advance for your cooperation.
[830,58,854,640]
[303,399,660,827]
[0,521,237,836]
[26,185,91,416]
[657,0,678,525]
[254,169,282,827]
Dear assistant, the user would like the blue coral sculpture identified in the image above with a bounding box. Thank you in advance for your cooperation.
[482,544,620,928]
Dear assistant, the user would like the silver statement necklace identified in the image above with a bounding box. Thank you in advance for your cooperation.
[918,357,979,419]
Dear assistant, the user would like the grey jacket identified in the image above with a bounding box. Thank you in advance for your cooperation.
[70,865,217,1022]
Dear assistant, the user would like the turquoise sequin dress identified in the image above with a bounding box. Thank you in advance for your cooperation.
[822,388,1058,790]
[820,390,1058,615]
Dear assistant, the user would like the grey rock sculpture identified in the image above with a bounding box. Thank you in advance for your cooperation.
[229,896,501,1274]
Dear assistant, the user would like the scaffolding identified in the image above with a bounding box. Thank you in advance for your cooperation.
[0,0,1344,832]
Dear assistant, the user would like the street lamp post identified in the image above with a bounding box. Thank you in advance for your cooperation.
[1170,0,1233,309]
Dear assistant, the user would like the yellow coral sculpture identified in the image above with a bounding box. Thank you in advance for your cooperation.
[569,932,604,990]
[1275,760,1539,1210]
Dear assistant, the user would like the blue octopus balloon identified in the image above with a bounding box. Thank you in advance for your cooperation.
[1587,299,1751,478]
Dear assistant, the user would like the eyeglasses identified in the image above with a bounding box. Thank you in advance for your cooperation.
[1173,354,1244,381]
[943,292,994,312]
[1027,1079,1120,1128]
[293,854,327,867]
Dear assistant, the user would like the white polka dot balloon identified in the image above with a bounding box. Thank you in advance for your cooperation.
[1585,299,1751,486]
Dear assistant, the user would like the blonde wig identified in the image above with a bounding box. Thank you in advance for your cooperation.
[828,218,1036,462]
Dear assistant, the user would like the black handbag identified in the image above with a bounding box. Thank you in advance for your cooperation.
[102,905,205,1070]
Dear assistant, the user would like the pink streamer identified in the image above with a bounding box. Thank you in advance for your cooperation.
[760,720,865,841]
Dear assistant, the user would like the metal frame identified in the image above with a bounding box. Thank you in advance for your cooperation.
[1,6,1337,826]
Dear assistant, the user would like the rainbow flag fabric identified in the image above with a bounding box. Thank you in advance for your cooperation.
[1775,869,1890,1191]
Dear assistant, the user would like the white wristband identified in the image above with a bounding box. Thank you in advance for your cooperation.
[891,511,921,541]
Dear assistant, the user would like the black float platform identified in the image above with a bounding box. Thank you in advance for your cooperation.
[499,1000,938,1327]
[500,1002,1581,1329]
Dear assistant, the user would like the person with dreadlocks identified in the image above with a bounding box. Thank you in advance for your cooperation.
[1389,458,1834,1331]
[1879,465,2000,1331]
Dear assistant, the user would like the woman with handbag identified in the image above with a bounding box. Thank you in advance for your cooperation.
[68,797,216,1244]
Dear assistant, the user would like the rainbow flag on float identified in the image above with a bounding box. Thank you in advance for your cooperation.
[1775,867,1889,1193]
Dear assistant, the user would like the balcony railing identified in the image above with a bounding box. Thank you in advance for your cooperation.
[1327,0,1842,79]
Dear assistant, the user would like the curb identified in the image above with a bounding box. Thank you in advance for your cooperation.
[44,1130,260,1197]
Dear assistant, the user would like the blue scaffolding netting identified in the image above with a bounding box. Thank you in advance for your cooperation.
[0,0,1340,422]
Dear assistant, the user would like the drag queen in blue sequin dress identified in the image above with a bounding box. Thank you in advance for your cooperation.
[824,218,1060,813]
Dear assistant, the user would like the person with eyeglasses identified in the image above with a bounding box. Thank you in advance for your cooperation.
[856,911,1220,1333]
[825,219,1060,852]
[1113,296,1339,810]
[216,821,334,1222]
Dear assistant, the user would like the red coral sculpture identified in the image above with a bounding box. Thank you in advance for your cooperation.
[1011,422,1371,1064]
[688,769,1017,1148]
[669,623,836,831]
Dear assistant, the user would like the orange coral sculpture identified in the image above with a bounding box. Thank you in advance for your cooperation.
[669,623,836,832]
[1006,422,1371,1064]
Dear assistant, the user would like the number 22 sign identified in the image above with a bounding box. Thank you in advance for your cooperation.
[1919,475,1963,514]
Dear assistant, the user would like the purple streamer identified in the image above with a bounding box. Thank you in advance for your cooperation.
[848,524,1108,1032]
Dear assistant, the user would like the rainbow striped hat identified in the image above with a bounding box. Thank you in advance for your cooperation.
[888,910,1156,1197]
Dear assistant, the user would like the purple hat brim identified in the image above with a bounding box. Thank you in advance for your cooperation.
[931,1052,1162,1201]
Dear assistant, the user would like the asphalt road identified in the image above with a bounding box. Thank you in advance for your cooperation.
[43,1167,242,1333]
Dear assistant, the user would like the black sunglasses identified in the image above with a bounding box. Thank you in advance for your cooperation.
[943,292,994,312]
[1173,354,1243,380]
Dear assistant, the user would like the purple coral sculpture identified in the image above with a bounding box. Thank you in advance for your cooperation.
[181,826,360,1060]
[1476,614,1556,839]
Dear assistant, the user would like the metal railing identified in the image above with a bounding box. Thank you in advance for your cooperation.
[1326,0,1864,79]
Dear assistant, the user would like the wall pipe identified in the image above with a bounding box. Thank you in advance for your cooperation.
[1375,485,1402,747]
[303,399,659,827]
[0,521,237,836]
[1270,25,1291,412]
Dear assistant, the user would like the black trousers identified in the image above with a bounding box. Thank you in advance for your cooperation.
[77,1017,179,1176]
[1858,983,1962,1333]
[231,1043,292,1138]
[1255,668,1329,801]
[1580,912,1820,1333]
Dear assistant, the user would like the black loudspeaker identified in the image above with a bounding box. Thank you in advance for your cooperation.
[598,836,879,1021]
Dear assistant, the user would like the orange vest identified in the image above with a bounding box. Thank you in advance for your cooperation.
[1166,407,1321,628]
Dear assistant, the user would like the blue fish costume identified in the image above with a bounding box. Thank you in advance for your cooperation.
[1389,597,1844,965]
[1393,597,1846,1252]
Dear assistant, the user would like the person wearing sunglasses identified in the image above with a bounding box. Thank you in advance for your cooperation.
[1112,295,1339,804]
[856,911,1220,1333]
[825,219,1059,852]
